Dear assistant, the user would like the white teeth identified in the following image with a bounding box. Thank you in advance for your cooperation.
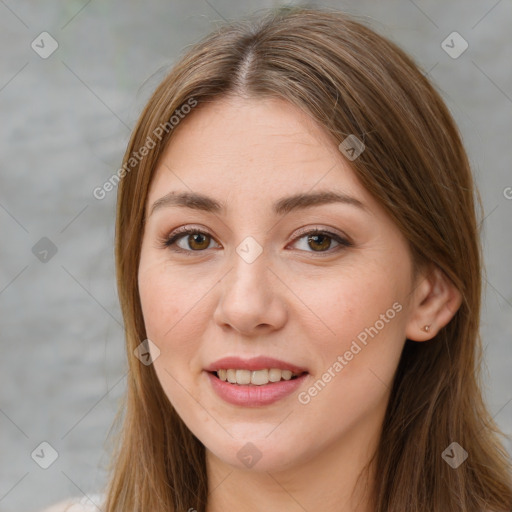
[235,369,251,385]
[268,368,282,382]
[251,369,268,385]
[281,370,293,380]
[215,368,301,385]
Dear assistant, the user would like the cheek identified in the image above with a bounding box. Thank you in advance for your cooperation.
[295,265,404,358]
[297,268,406,407]
[139,266,176,340]
[138,264,207,416]
[294,265,407,419]
[138,261,203,365]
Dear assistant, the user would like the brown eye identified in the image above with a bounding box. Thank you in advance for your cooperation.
[185,232,211,250]
[161,227,351,256]
[307,233,332,252]
[291,229,352,255]
[163,228,219,252]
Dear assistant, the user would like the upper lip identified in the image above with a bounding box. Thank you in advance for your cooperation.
[204,356,308,374]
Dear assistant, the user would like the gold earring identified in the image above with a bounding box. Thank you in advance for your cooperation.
[423,325,430,333]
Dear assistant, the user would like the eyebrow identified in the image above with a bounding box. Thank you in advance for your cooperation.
[149,190,367,217]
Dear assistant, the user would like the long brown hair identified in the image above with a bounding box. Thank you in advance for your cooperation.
[104,6,512,511]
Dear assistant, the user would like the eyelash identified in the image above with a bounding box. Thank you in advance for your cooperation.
[158,226,352,257]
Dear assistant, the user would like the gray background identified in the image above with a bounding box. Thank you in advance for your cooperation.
[0,1,510,511]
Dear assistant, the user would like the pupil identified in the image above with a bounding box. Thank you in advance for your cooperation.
[190,233,208,249]
[309,234,330,251]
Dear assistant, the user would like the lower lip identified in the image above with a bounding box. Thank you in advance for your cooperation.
[206,371,308,407]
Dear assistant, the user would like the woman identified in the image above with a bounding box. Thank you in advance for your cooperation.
[42,6,512,512]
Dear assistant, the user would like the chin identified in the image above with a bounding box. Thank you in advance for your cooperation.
[204,432,309,473]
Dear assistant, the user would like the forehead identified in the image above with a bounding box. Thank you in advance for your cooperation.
[148,96,374,212]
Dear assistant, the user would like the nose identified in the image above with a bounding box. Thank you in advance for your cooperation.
[212,245,288,336]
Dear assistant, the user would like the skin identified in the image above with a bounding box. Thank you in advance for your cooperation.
[138,95,462,512]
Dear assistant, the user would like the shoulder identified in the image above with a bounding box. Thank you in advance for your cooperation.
[39,494,105,512]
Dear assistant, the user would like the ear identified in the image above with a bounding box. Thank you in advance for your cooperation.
[405,264,462,342]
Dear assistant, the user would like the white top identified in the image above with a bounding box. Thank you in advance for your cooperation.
[39,494,105,512]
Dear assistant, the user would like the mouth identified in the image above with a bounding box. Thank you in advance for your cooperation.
[206,368,309,406]
[209,368,307,386]
[204,356,309,405]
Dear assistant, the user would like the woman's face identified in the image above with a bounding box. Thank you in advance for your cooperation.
[138,95,421,473]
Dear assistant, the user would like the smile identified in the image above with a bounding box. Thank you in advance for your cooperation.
[213,368,303,386]
[206,370,309,407]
